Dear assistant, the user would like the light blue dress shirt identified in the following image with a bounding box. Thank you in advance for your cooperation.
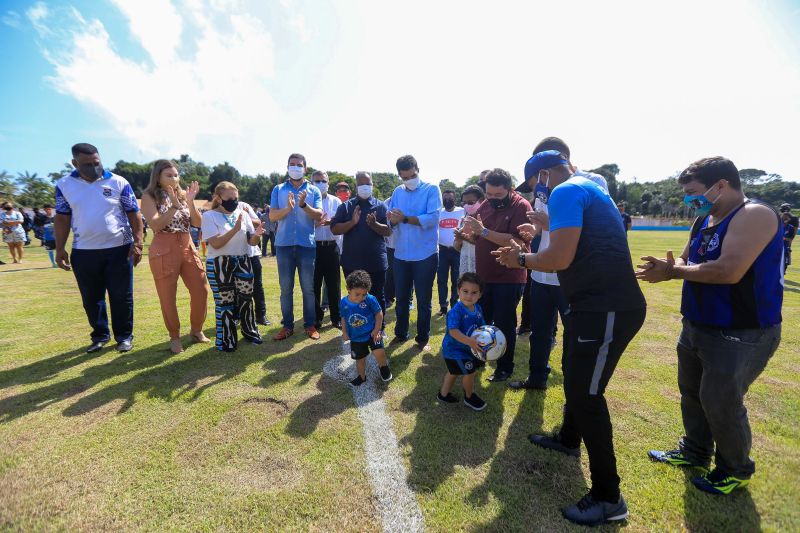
[270,180,322,248]
[387,180,442,261]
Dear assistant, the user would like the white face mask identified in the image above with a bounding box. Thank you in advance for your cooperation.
[357,184,373,199]
[314,181,329,194]
[404,177,420,191]
[288,166,305,180]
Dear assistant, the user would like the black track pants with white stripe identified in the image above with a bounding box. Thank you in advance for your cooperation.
[206,255,260,351]
[557,308,646,503]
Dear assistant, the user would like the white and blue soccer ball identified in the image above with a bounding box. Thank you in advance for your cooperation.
[470,325,507,362]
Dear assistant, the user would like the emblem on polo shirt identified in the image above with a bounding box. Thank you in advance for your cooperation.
[465,361,474,370]
[706,233,720,253]
[359,302,367,308]
[102,187,113,197]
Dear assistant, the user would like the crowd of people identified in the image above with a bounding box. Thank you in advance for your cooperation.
[9,138,787,526]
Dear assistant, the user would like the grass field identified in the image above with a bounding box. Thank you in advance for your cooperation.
[0,232,798,532]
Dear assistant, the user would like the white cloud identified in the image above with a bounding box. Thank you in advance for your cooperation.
[2,11,21,28]
[26,2,50,36]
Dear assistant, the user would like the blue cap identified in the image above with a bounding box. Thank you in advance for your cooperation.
[517,150,570,193]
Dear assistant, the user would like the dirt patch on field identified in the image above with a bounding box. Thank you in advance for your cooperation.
[220,450,303,493]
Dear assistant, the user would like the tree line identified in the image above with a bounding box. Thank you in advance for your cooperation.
[0,157,797,215]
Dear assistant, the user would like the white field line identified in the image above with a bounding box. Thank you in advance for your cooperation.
[323,341,425,533]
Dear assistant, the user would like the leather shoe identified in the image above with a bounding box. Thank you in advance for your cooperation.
[86,340,107,353]
[116,340,133,352]
[487,370,512,383]
[508,377,547,390]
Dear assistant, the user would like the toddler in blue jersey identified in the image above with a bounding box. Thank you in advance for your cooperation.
[439,272,487,411]
[340,270,392,386]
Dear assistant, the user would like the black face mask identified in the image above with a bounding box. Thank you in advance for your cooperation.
[488,194,510,209]
[221,199,239,212]
[443,199,455,210]
[79,163,104,181]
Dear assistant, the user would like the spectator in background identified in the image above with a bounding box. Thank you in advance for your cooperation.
[33,207,46,243]
[437,189,464,316]
[259,204,276,256]
[41,204,57,267]
[335,181,352,203]
[332,171,391,328]
[454,185,484,275]
[462,168,531,382]
[477,169,491,191]
[783,212,794,273]
[387,154,442,351]
[1,202,26,263]
[141,159,210,354]
[21,209,32,245]
[780,203,798,239]
[54,143,144,353]
[311,170,343,330]
[269,153,324,340]
[240,200,271,326]
[618,202,632,232]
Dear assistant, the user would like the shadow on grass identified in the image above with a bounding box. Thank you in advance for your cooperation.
[283,374,355,438]
[682,470,761,531]
[0,347,102,390]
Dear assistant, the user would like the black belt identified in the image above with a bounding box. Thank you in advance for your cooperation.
[317,240,337,247]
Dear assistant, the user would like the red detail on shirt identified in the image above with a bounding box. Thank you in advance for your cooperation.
[440,218,459,229]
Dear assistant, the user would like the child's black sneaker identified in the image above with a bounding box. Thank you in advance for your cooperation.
[350,375,366,386]
[379,365,393,382]
[437,392,459,404]
[464,393,486,411]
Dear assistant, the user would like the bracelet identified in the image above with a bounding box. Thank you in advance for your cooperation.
[299,203,307,209]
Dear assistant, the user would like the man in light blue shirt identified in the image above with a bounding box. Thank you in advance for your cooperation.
[387,154,442,351]
[269,152,324,340]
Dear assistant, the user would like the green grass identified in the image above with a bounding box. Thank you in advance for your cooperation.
[0,232,798,532]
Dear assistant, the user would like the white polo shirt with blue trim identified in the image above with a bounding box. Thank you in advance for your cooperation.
[55,170,140,250]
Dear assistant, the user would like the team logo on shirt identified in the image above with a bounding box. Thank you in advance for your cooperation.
[102,187,113,197]
[706,233,720,253]
[359,302,367,309]
[348,314,368,329]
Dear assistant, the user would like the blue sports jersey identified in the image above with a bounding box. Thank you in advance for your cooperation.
[442,301,485,360]
[340,293,382,342]
[682,200,783,329]
[42,216,55,241]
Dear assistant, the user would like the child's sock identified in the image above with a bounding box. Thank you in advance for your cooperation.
[350,375,366,386]
[48,250,55,265]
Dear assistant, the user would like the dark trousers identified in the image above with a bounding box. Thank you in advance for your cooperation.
[436,245,460,311]
[393,253,438,344]
[479,282,524,374]
[528,279,569,382]
[250,256,266,320]
[519,272,532,329]
[71,244,134,344]
[314,242,341,326]
[261,233,275,256]
[385,247,396,304]
[344,267,387,330]
[677,320,779,478]
[558,308,646,502]
[207,255,259,351]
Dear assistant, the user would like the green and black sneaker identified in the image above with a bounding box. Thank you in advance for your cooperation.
[692,468,750,495]
[648,449,708,472]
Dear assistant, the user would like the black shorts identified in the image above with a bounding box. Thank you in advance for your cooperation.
[351,337,384,360]
[44,240,56,250]
[444,356,485,375]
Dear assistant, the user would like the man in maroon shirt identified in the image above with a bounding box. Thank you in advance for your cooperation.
[463,168,531,382]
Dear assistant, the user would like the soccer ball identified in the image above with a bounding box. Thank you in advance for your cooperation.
[470,325,507,362]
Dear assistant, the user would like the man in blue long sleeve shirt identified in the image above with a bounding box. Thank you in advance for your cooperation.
[387,154,442,351]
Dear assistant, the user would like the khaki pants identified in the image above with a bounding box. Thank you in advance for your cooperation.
[149,232,209,338]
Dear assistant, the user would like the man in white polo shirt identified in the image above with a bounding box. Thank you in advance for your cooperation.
[54,143,144,353]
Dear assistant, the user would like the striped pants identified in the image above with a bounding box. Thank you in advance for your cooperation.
[206,255,260,351]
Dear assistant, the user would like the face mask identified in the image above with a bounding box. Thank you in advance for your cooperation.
[357,184,373,199]
[443,199,455,210]
[79,163,104,181]
[488,194,510,209]
[220,198,239,212]
[314,181,329,194]
[684,182,720,217]
[534,182,550,205]
[336,190,350,202]
[288,166,305,180]
[404,176,419,191]
[464,201,481,216]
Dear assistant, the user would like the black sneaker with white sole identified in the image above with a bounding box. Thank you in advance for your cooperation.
[379,365,393,382]
[437,392,459,404]
[464,393,486,411]
[561,492,629,526]
[350,375,366,386]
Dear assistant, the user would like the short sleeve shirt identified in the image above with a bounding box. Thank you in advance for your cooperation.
[475,193,531,284]
[442,302,485,360]
[270,180,322,248]
[331,197,389,273]
[201,207,255,258]
[54,170,139,250]
[340,293,382,342]
[438,207,465,247]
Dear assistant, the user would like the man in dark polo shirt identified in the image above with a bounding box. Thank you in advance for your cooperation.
[462,168,531,382]
[331,171,392,325]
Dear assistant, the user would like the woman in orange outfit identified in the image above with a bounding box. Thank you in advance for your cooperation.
[141,159,210,353]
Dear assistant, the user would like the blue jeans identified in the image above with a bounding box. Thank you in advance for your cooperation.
[528,279,569,382]
[479,282,524,374]
[437,245,460,310]
[70,243,134,343]
[276,245,316,329]
[393,252,438,344]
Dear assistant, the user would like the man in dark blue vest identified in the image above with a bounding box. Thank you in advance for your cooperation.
[638,156,783,495]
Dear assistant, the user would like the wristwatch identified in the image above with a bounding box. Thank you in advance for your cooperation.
[480,227,490,238]
[402,216,409,224]
[299,203,307,209]
[517,252,526,268]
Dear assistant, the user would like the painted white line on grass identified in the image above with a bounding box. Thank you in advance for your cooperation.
[323,342,425,533]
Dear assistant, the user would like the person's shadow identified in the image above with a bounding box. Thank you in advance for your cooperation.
[682,470,761,531]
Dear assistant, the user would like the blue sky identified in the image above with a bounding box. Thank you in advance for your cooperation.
[1,0,799,184]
